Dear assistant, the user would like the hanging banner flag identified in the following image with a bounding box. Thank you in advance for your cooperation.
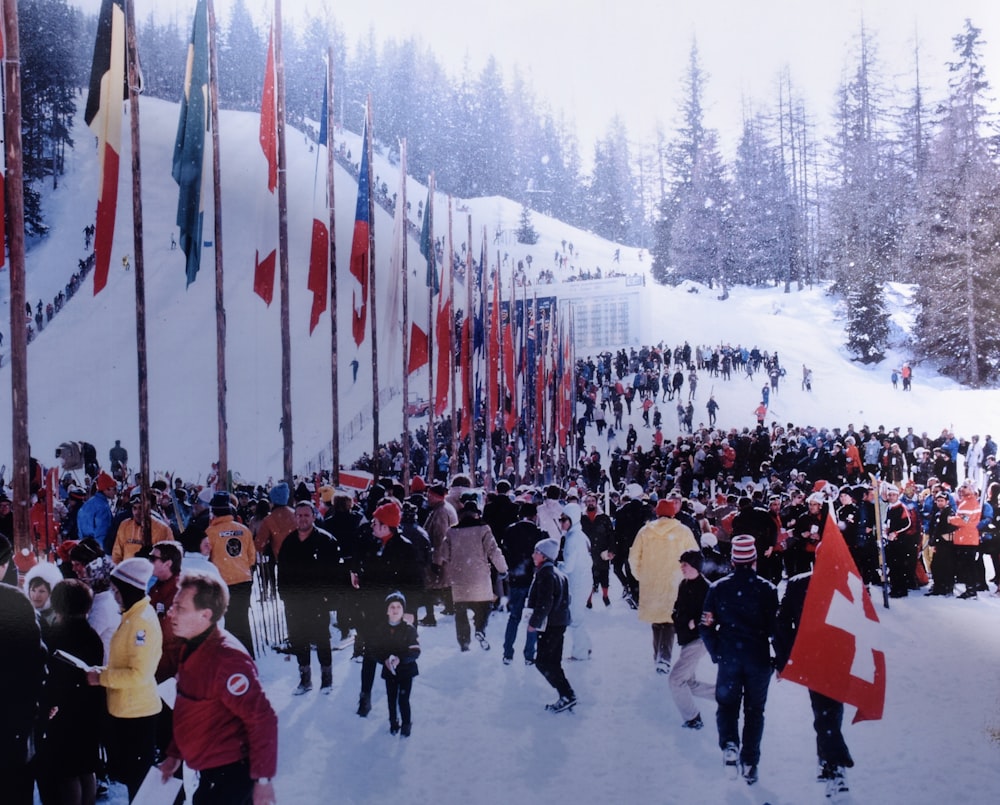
[307,70,330,333]
[172,0,211,287]
[254,22,278,305]
[84,0,127,294]
[348,102,372,347]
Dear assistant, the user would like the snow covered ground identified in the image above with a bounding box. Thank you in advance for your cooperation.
[144,571,1000,805]
[6,95,1000,804]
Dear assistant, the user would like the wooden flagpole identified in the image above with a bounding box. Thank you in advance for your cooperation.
[275,0,293,486]
[399,140,411,493]
[483,242,493,493]
[124,0,152,540]
[366,96,379,478]
[2,0,32,551]
[207,0,228,487]
[466,215,475,477]
[326,49,339,485]
[448,197,458,477]
[425,173,435,475]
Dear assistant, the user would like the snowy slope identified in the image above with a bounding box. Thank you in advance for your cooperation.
[4,95,1000,480]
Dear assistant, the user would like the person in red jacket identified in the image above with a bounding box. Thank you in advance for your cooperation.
[159,570,277,805]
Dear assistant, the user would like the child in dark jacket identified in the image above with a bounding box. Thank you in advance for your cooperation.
[370,591,420,736]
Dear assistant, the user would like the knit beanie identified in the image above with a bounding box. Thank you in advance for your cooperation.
[373,501,402,529]
[111,557,154,591]
[269,481,290,507]
[534,537,560,562]
[679,549,704,572]
[731,535,758,564]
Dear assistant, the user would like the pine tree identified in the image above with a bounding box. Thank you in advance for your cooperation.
[821,23,896,363]
[651,39,708,285]
[845,274,890,363]
[910,20,1000,386]
[19,0,83,234]
[516,205,538,245]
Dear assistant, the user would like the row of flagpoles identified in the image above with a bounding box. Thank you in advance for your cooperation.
[2,0,579,552]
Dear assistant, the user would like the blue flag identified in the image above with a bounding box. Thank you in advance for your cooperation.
[172,0,210,287]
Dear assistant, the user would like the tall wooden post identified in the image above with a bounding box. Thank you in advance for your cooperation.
[124,0,152,540]
[3,0,31,551]
[326,50,339,485]
[275,0,293,485]
[207,0,228,487]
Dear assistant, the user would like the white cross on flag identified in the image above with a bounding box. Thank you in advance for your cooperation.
[780,512,886,722]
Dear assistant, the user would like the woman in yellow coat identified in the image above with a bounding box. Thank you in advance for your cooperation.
[629,497,699,674]
[86,557,162,800]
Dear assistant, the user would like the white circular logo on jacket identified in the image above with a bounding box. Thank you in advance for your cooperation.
[226,673,250,696]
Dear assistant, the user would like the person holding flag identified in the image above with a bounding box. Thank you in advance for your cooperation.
[773,507,887,801]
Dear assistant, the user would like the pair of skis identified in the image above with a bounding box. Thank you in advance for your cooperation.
[868,474,891,609]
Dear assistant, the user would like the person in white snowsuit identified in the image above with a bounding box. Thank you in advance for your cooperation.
[557,502,593,660]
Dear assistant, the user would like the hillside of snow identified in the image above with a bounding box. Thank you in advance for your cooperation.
[2,95,1000,482]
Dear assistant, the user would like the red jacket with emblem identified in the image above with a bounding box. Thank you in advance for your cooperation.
[168,625,277,778]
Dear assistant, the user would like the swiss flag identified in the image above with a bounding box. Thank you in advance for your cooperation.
[779,512,886,722]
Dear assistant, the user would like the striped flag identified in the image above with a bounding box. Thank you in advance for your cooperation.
[348,100,372,347]
[253,22,278,305]
[306,71,330,333]
[172,0,210,287]
[433,211,452,417]
[84,0,127,294]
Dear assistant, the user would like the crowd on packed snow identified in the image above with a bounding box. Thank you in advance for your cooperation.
[3,335,996,801]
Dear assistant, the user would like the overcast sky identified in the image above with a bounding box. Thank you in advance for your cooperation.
[74,0,1000,156]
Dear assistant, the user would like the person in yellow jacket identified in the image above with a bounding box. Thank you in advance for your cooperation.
[110,489,174,564]
[86,557,162,800]
[629,496,699,674]
[206,492,257,657]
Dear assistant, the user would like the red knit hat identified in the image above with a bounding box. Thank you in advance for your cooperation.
[96,471,116,493]
[655,497,681,518]
[373,501,402,529]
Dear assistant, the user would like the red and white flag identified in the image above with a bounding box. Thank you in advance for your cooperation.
[306,69,330,333]
[253,22,278,305]
[84,0,127,294]
[780,512,887,722]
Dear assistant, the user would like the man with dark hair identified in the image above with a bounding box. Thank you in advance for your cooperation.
[0,534,47,805]
[149,540,184,682]
[278,501,342,694]
[499,502,545,665]
[159,571,278,804]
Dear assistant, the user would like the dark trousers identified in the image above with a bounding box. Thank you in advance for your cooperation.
[930,540,956,592]
[453,601,491,648]
[193,759,254,805]
[106,713,158,801]
[612,552,638,600]
[714,658,771,767]
[227,581,255,658]
[285,601,332,668]
[886,535,915,595]
[535,626,574,699]
[503,586,538,661]
[810,689,854,769]
[385,675,414,726]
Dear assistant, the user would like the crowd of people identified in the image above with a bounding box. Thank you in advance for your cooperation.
[3,356,999,802]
